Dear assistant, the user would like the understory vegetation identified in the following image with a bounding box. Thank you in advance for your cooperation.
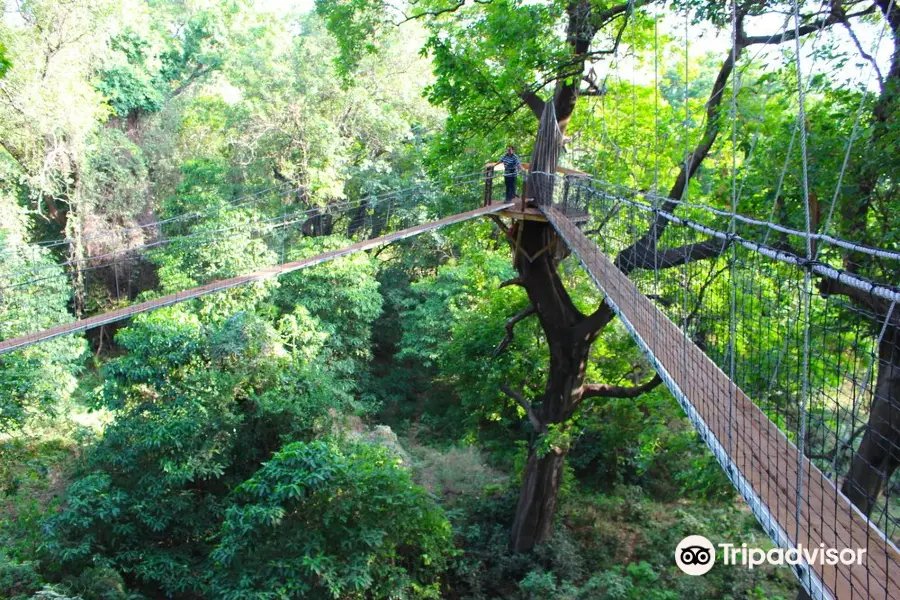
[1,0,897,598]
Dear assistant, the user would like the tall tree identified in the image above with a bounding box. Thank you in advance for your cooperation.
[317,0,881,551]
[817,0,900,519]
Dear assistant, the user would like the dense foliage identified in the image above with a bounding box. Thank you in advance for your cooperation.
[0,0,896,597]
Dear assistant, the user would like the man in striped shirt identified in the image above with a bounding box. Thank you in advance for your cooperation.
[498,146,522,201]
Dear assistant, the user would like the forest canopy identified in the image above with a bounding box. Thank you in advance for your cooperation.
[0,0,897,598]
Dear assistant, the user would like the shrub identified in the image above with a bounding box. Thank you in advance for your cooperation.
[518,570,558,598]
[579,569,633,600]
[211,440,454,599]
[0,551,42,599]
[410,443,507,502]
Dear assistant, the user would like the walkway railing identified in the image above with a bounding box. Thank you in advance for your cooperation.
[482,162,589,213]
[539,174,900,600]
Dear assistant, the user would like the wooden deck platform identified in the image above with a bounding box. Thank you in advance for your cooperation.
[489,199,590,223]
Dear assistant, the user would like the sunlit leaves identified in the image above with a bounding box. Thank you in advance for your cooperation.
[0,41,10,79]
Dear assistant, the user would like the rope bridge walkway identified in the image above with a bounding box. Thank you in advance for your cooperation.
[0,172,512,354]
[544,201,899,600]
[523,157,900,599]
[0,204,512,354]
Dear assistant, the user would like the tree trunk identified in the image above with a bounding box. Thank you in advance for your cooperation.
[510,447,567,551]
[841,328,900,515]
[508,219,607,552]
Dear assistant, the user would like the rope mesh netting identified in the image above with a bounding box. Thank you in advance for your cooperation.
[515,0,900,594]
[546,172,900,598]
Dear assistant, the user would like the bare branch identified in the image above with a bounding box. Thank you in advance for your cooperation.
[582,374,662,399]
[622,236,732,272]
[501,384,546,432]
[840,18,883,86]
[499,276,524,289]
[740,6,875,46]
[395,0,476,24]
[493,305,537,357]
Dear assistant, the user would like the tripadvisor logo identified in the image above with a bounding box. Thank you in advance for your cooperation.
[675,535,716,576]
[675,535,868,576]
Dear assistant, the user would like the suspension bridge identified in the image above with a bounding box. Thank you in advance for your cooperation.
[0,201,514,354]
[3,5,900,594]
[2,144,899,598]
[543,198,900,600]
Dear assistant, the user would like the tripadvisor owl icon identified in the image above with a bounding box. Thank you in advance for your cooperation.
[675,535,716,576]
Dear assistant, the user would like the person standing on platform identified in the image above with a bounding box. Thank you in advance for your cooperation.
[498,145,522,202]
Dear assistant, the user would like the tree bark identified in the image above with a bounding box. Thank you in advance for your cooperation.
[508,219,604,552]
[840,328,900,515]
[511,447,567,551]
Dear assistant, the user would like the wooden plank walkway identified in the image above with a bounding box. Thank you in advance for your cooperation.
[0,203,513,355]
[542,205,900,600]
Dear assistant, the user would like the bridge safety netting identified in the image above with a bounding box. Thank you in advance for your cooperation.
[538,169,900,599]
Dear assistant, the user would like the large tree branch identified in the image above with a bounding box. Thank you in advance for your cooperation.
[582,374,662,399]
[501,384,546,432]
[590,0,643,24]
[499,276,523,289]
[614,24,743,275]
[168,63,217,99]
[577,299,615,338]
[519,91,546,120]
[739,5,874,45]
[619,236,732,272]
[817,276,897,320]
[493,305,537,357]
[518,64,583,122]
